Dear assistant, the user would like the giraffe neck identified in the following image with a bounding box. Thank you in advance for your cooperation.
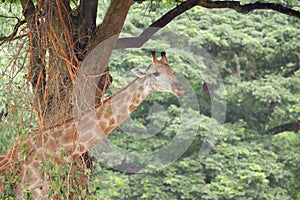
[78,76,152,148]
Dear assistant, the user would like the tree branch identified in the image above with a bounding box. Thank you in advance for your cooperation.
[73,0,98,60]
[79,0,98,27]
[266,120,300,135]
[115,0,199,49]
[20,0,36,25]
[0,18,26,45]
[84,0,132,103]
[198,0,300,18]
[115,0,300,49]
[283,63,300,78]
[90,0,133,51]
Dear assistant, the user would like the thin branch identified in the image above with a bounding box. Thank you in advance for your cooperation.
[266,120,300,135]
[115,0,300,49]
[0,19,26,45]
[0,6,28,45]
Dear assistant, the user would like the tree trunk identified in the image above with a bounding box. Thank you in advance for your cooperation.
[19,0,133,197]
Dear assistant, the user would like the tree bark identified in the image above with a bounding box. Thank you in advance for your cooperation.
[21,0,47,125]
[17,0,133,197]
[88,0,133,103]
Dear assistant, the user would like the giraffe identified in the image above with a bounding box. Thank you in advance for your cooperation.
[0,51,184,199]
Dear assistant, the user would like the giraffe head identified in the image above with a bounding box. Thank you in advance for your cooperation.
[131,51,185,97]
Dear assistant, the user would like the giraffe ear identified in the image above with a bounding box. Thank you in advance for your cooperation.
[131,68,146,78]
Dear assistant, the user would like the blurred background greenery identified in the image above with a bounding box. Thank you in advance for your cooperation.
[0,0,300,199]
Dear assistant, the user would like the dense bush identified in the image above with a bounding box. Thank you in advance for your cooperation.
[90,3,300,200]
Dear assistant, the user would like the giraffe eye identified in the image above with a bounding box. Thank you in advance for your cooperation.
[153,71,160,77]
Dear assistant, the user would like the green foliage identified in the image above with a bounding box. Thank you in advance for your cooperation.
[226,74,300,131]
[91,2,300,200]
[0,167,19,199]
[1,1,300,199]
[93,120,298,199]
[0,4,36,154]
[36,150,90,199]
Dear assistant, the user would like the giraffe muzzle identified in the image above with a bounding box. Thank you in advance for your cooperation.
[172,82,185,97]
